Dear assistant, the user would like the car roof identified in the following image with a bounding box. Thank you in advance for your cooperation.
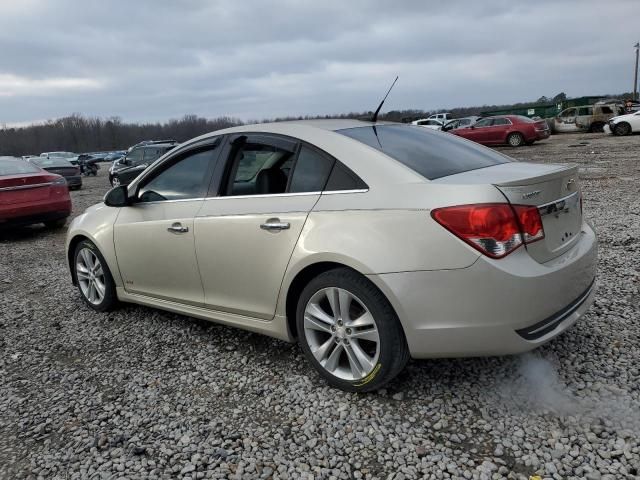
[174,119,425,188]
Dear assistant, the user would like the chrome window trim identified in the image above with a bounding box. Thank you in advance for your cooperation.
[132,197,206,206]
[0,182,53,192]
[131,189,369,205]
[204,191,322,201]
[321,189,369,195]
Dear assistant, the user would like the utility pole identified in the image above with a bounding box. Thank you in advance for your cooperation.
[635,42,639,101]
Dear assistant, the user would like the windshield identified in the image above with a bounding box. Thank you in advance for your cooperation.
[0,158,41,176]
[337,124,510,180]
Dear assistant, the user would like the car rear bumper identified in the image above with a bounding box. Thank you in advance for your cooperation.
[535,129,551,140]
[0,198,72,226]
[369,221,597,358]
[66,176,82,187]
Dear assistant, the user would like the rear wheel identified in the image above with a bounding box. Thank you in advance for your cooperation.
[614,122,632,136]
[589,122,605,133]
[74,240,118,312]
[296,268,409,392]
[507,132,524,147]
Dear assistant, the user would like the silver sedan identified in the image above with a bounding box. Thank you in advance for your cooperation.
[66,119,597,391]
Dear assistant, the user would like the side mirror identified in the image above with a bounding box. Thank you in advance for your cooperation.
[104,185,130,207]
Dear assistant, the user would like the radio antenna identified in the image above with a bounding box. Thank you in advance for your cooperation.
[370,76,398,123]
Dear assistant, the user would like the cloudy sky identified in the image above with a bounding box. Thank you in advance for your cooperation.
[0,0,638,125]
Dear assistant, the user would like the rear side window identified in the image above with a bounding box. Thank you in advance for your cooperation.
[325,161,368,190]
[337,125,510,180]
[288,146,334,193]
[0,158,40,176]
[492,118,510,126]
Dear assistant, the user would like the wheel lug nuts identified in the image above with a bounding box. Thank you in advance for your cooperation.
[346,328,352,335]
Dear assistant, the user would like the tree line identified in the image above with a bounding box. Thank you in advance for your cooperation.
[1,91,633,157]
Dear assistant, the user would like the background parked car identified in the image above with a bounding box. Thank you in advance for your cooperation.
[28,156,82,190]
[452,115,550,147]
[553,103,624,133]
[103,151,126,162]
[604,111,640,136]
[40,151,79,165]
[410,119,444,130]
[0,156,71,228]
[441,116,481,132]
[427,112,453,123]
[109,140,178,186]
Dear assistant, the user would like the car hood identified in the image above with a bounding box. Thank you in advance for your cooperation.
[609,113,636,123]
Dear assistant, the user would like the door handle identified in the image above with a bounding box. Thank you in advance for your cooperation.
[260,219,290,231]
[167,222,189,234]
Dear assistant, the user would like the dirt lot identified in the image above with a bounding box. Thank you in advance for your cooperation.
[1,133,639,479]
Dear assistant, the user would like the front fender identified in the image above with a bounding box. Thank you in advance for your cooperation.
[66,203,122,287]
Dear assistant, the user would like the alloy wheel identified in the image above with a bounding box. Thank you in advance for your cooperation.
[303,287,380,381]
[508,133,523,147]
[76,248,106,305]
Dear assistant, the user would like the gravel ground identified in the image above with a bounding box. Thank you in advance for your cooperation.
[1,133,639,480]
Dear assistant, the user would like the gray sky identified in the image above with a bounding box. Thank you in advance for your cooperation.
[0,0,638,125]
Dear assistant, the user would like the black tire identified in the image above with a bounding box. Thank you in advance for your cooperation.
[296,268,409,392]
[614,122,632,136]
[44,218,67,229]
[73,239,119,312]
[589,122,605,133]
[507,132,524,147]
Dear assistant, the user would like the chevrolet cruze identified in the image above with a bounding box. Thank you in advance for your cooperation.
[66,120,597,391]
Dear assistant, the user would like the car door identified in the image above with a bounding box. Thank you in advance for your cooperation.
[464,118,493,143]
[113,140,222,305]
[194,135,335,320]
[484,117,510,144]
[555,108,578,132]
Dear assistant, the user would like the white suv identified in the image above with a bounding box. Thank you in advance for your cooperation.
[428,112,453,123]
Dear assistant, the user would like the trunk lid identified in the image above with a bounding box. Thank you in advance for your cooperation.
[0,173,56,205]
[45,166,78,177]
[434,162,583,263]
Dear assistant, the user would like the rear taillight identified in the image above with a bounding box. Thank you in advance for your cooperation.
[52,176,67,186]
[431,203,544,259]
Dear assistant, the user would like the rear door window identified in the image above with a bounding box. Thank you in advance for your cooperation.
[337,124,510,180]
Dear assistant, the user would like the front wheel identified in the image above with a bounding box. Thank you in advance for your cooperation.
[296,268,409,392]
[111,175,121,187]
[507,132,524,147]
[74,240,118,312]
[614,122,632,136]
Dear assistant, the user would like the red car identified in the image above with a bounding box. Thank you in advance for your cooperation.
[0,157,72,228]
[451,115,550,147]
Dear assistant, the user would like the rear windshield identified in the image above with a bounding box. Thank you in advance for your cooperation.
[33,158,72,167]
[337,125,510,180]
[0,158,41,176]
